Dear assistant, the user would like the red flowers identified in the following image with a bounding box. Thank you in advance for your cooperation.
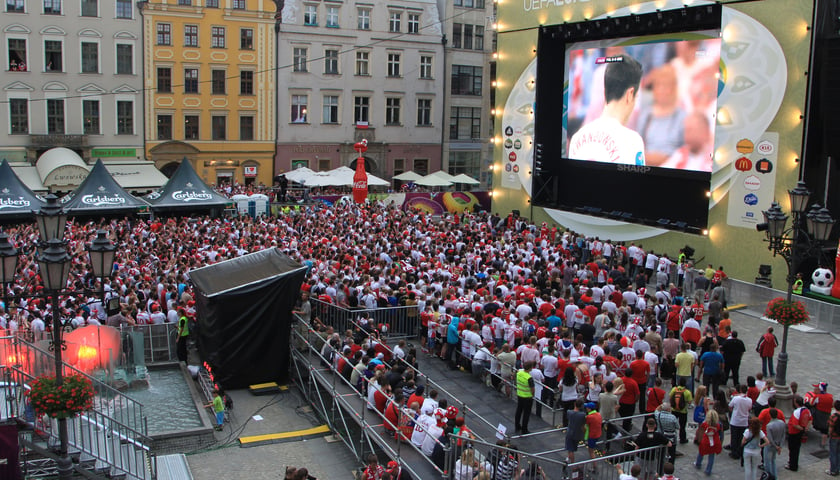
[28,374,95,418]
[765,297,810,327]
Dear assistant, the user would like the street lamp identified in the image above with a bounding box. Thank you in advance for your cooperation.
[757,181,836,396]
[34,196,74,480]
[0,231,19,311]
[88,230,117,311]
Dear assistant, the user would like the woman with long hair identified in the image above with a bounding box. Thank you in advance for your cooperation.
[742,417,768,480]
[694,409,722,475]
[559,366,579,426]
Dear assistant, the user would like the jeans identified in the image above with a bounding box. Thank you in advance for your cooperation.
[619,403,636,431]
[676,374,694,393]
[695,452,715,474]
[762,356,775,377]
[763,444,778,479]
[744,450,761,480]
[515,396,533,431]
[830,438,840,474]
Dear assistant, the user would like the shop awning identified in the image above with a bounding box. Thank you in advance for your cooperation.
[104,162,168,190]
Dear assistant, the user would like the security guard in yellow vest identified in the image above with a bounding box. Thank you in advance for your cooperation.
[793,273,804,295]
[515,361,536,434]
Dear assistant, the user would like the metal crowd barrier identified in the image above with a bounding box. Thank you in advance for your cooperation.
[309,298,420,341]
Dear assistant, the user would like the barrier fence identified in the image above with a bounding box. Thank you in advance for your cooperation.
[309,298,420,341]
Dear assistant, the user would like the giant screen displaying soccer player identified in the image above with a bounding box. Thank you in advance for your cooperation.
[533,15,722,232]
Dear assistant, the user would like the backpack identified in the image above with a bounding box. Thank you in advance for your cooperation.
[656,305,668,324]
[671,387,685,411]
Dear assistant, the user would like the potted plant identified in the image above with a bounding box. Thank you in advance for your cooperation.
[765,297,810,327]
[28,374,96,419]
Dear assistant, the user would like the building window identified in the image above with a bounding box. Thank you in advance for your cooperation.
[211,69,225,94]
[304,4,317,25]
[452,23,462,48]
[455,0,485,7]
[44,40,62,72]
[354,96,369,124]
[184,115,199,139]
[7,39,27,71]
[240,28,253,49]
[211,26,225,48]
[157,67,171,92]
[43,0,60,14]
[240,70,253,95]
[326,5,339,27]
[293,47,307,72]
[239,115,253,140]
[9,98,28,134]
[157,114,172,140]
[389,12,401,32]
[387,53,400,77]
[291,95,307,123]
[357,8,370,30]
[385,97,400,125]
[420,55,432,79]
[451,65,482,96]
[450,106,481,140]
[355,51,369,76]
[6,0,24,12]
[116,44,132,74]
[81,0,97,16]
[177,0,190,5]
[81,42,98,73]
[449,151,481,177]
[184,68,198,93]
[323,95,338,123]
[157,23,171,45]
[232,0,244,8]
[206,0,218,6]
[116,0,132,18]
[464,24,473,50]
[417,98,431,126]
[117,100,133,134]
[324,49,338,74]
[211,115,226,140]
[82,99,99,134]
[408,13,419,34]
[47,99,64,134]
[184,25,198,47]
[475,26,484,50]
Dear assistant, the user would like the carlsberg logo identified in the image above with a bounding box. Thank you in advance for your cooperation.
[81,194,126,206]
[172,190,213,202]
[0,197,31,209]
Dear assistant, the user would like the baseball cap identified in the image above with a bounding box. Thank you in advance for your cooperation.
[386,461,399,470]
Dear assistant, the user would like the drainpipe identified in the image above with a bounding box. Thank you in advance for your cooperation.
[439,34,448,174]
[273,1,285,181]
[137,1,148,164]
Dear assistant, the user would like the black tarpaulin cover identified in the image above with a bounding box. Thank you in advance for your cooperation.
[61,159,149,214]
[145,158,230,211]
[189,248,306,389]
[0,159,44,218]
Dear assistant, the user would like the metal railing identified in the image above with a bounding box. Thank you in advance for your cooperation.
[310,298,420,341]
[0,336,156,480]
[118,323,179,364]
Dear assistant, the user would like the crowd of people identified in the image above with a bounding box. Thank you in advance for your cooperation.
[0,199,837,480]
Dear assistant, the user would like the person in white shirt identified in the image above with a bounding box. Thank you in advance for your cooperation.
[569,54,646,166]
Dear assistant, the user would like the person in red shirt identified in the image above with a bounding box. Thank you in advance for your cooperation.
[585,402,603,461]
[646,377,666,413]
[787,395,812,471]
[407,385,425,413]
[630,350,651,412]
[757,398,785,433]
[810,382,834,443]
[757,327,779,377]
[384,391,404,434]
[619,369,640,431]
[746,376,760,404]
[362,454,384,480]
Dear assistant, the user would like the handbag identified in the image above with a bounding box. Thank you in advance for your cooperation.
[693,403,706,423]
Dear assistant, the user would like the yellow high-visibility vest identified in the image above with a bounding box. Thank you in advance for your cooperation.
[516,369,533,398]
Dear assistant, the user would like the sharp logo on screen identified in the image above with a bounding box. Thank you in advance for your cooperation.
[523,0,590,12]
[615,165,651,174]
[81,194,126,206]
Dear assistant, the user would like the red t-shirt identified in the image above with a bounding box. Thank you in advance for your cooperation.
[646,387,666,413]
[620,376,640,405]
[586,411,603,439]
[407,394,424,410]
[630,359,650,386]
[758,407,785,433]
[746,386,760,404]
[788,406,812,434]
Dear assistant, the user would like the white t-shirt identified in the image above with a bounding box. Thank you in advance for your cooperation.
[569,116,646,166]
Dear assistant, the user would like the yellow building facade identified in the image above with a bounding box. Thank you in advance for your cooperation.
[141,0,276,187]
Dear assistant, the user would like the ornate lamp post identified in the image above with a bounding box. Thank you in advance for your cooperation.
[758,181,835,395]
[0,231,19,311]
[87,230,117,307]
[34,194,74,479]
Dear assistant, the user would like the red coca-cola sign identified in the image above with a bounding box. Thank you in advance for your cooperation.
[353,139,369,204]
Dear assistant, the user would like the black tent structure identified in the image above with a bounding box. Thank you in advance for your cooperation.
[60,159,149,215]
[145,158,230,215]
[0,159,44,220]
[189,248,306,389]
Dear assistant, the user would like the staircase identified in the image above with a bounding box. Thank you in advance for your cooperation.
[1,337,157,479]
